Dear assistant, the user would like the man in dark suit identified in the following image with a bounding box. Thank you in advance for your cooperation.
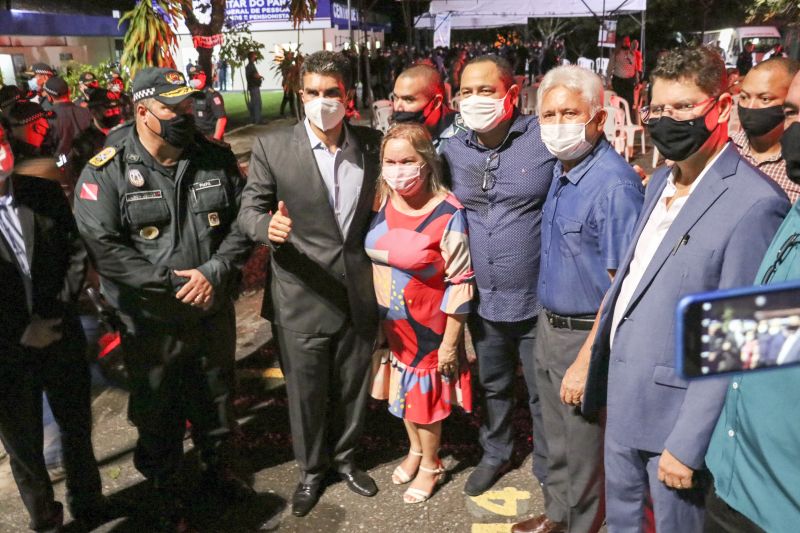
[579,47,789,531]
[0,125,110,531]
[238,51,381,517]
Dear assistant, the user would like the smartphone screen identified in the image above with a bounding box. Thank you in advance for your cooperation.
[678,281,800,378]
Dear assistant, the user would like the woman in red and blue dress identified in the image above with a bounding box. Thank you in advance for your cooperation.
[366,123,474,504]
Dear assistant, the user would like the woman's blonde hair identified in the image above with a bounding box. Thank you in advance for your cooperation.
[378,123,447,201]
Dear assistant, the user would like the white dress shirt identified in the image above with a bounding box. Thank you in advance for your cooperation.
[610,148,727,347]
[303,119,363,237]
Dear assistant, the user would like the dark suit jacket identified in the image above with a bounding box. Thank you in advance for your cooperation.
[583,144,789,469]
[0,174,87,354]
[238,122,380,337]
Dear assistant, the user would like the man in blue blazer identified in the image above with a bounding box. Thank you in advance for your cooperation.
[578,47,790,531]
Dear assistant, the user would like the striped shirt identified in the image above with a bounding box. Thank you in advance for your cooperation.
[0,179,33,310]
[732,130,800,204]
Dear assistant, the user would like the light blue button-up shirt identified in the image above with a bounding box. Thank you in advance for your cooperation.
[303,119,364,237]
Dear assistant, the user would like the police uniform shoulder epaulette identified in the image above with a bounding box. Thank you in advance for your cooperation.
[88,146,120,169]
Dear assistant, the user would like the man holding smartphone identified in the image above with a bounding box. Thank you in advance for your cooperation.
[703,70,800,533]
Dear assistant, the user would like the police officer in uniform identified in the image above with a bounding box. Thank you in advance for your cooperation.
[74,72,101,108]
[43,77,92,187]
[73,67,253,528]
[71,90,124,174]
[189,66,227,141]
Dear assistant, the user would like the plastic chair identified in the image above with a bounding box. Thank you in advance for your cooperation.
[603,90,617,106]
[577,57,595,71]
[610,94,646,159]
[595,57,609,75]
[519,85,538,115]
[371,99,393,133]
[603,105,627,159]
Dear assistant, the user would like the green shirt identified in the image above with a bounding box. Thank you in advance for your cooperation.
[706,200,800,533]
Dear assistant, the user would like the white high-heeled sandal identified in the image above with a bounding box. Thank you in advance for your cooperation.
[403,462,446,504]
[392,449,423,485]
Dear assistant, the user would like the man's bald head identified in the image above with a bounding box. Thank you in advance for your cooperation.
[740,57,799,111]
[750,57,799,82]
[396,64,444,99]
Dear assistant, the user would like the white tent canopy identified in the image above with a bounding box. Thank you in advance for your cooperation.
[415,12,529,30]
[427,0,647,19]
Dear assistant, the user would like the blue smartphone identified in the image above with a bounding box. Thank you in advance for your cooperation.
[676,280,800,379]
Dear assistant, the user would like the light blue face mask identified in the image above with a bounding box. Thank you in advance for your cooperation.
[27,78,39,91]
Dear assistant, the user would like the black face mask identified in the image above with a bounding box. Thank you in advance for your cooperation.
[648,103,718,162]
[780,122,800,185]
[98,113,122,130]
[738,104,785,137]
[391,98,436,125]
[146,108,196,147]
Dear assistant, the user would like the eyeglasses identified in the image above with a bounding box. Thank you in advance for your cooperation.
[761,232,800,284]
[481,152,500,191]
[639,96,718,125]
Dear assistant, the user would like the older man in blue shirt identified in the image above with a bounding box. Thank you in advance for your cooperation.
[510,66,645,533]
[441,55,557,502]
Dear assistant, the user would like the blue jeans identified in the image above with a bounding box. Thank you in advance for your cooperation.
[468,315,548,486]
[42,394,62,468]
[248,87,262,124]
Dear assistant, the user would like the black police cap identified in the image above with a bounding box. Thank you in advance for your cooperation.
[8,101,49,126]
[43,76,69,98]
[0,85,22,108]
[31,63,56,76]
[132,67,198,105]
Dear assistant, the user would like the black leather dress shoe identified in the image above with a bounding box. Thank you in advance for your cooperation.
[340,469,378,497]
[71,494,124,530]
[292,483,321,517]
[203,467,256,501]
[464,462,512,496]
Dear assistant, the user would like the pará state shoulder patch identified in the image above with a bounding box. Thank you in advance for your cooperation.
[213,96,222,105]
[88,146,118,168]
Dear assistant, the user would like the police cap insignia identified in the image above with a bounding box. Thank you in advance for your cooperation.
[88,146,117,168]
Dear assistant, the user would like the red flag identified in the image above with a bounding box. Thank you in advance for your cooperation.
[80,183,99,201]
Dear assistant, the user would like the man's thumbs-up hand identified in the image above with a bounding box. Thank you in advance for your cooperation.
[268,200,293,244]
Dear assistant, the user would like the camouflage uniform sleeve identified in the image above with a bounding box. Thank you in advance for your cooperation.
[73,155,182,294]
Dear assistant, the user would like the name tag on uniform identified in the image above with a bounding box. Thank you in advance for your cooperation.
[126,190,163,202]
[194,179,221,191]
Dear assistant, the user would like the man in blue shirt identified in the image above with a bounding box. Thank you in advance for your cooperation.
[441,55,557,501]
[512,66,644,533]
[704,69,800,533]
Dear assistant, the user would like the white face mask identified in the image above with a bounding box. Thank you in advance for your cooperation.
[304,97,346,131]
[459,90,513,133]
[382,163,425,195]
[27,78,39,92]
[540,115,597,161]
[0,142,14,181]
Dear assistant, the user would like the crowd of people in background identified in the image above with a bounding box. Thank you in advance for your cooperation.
[0,29,800,533]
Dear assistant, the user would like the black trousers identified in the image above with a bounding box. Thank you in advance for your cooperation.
[467,315,549,488]
[611,75,636,111]
[122,304,237,482]
[274,322,374,485]
[705,483,766,533]
[280,89,296,117]
[0,318,102,531]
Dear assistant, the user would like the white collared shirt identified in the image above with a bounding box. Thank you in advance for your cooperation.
[303,119,364,237]
[776,332,800,365]
[610,147,727,347]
